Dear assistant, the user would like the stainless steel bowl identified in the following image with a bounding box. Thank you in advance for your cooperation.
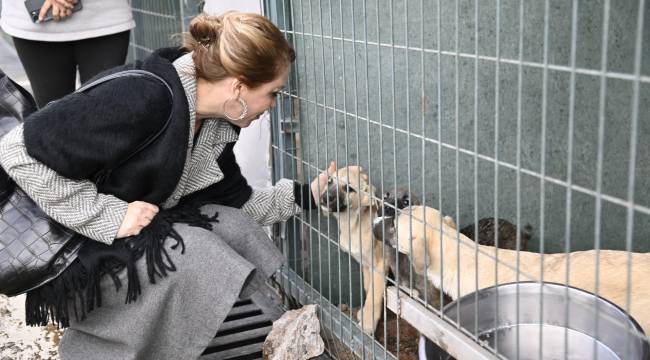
[419,282,649,360]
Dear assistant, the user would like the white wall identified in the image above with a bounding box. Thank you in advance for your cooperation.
[202,0,263,16]
[203,0,271,189]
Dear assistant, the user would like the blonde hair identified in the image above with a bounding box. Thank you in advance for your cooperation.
[183,12,295,88]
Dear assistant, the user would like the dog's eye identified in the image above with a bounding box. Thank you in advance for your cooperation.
[403,198,409,206]
[347,186,356,193]
[327,178,333,185]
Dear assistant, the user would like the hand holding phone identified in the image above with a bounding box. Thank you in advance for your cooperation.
[24,0,82,23]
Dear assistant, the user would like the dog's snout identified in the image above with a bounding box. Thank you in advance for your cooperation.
[319,183,348,212]
[372,216,396,246]
[323,185,340,201]
[372,216,384,240]
[323,189,337,202]
[320,182,336,202]
[383,205,396,218]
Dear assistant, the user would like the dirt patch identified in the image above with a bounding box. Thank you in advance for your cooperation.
[374,310,420,360]
[322,305,421,360]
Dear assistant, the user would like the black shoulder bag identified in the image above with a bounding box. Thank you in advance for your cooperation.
[0,68,173,296]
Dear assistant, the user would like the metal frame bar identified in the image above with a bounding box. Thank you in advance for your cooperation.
[385,287,496,360]
[278,29,650,84]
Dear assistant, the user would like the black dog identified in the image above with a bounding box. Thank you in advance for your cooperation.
[460,218,533,251]
[373,188,450,309]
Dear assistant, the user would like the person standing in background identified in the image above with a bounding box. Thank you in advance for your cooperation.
[0,0,134,107]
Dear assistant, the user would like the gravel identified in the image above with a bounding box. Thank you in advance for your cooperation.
[0,294,62,360]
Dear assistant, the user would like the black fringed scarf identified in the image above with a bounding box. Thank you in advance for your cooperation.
[25,203,219,328]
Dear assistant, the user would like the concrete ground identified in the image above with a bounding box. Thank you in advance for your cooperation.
[0,34,30,92]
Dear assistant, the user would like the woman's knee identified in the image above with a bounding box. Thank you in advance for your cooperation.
[167,224,230,264]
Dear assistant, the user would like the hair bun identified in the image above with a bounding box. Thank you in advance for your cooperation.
[189,14,222,46]
[184,11,295,88]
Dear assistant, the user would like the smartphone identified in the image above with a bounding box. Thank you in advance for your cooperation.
[24,0,83,23]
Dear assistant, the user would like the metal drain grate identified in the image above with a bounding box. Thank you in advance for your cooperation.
[199,284,331,360]
[199,297,275,360]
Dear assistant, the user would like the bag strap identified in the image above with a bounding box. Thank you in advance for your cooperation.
[75,70,174,184]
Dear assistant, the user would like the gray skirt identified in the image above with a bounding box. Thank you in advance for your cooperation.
[58,205,284,360]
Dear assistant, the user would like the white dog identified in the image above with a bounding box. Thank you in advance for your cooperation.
[375,205,650,337]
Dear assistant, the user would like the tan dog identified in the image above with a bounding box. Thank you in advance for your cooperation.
[376,205,650,337]
[319,166,387,334]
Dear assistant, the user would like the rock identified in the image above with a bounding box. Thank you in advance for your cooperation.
[262,304,324,360]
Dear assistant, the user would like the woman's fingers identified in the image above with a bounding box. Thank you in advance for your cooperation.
[311,161,337,206]
[54,0,75,9]
[38,1,53,22]
[116,201,160,239]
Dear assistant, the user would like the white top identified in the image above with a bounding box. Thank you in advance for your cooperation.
[0,0,134,42]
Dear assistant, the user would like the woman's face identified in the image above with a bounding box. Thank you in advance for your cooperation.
[229,64,290,128]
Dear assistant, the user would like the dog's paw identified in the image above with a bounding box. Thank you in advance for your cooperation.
[359,314,376,335]
[355,309,362,323]
[360,324,375,335]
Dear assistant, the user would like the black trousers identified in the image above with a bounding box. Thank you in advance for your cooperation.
[12,31,130,108]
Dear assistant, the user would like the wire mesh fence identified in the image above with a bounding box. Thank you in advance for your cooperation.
[128,0,203,61]
[265,0,649,358]
[2,0,647,358]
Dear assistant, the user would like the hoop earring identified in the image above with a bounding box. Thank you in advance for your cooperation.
[223,97,248,121]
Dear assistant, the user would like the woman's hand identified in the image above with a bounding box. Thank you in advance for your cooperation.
[38,0,77,22]
[116,201,160,238]
[311,161,336,206]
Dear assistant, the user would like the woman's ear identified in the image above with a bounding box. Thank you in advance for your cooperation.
[231,78,243,97]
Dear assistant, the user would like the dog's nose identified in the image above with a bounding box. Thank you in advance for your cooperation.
[321,189,337,205]
[383,205,396,218]
[320,186,347,212]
